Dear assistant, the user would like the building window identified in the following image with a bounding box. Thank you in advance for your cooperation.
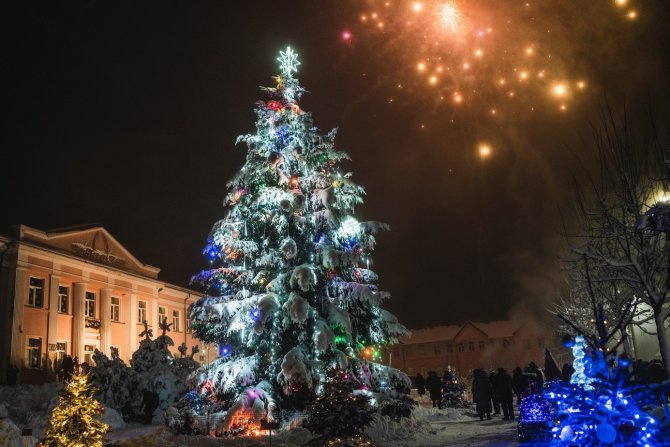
[172,310,180,332]
[403,345,412,356]
[468,342,475,352]
[458,343,464,352]
[85,292,96,318]
[26,337,42,369]
[186,317,192,333]
[28,277,45,307]
[447,343,453,353]
[433,344,442,355]
[479,341,485,351]
[503,339,511,349]
[111,297,120,322]
[158,306,167,324]
[58,286,69,313]
[52,342,67,371]
[138,301,147,324]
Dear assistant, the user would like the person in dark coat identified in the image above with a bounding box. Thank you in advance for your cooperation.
[141,388,160,424]
[61,355,75,383]
[512,367,526,405]
[5,363,18,386]
[415,373,426,397]
[495,368,514,420]
[489,370,501,415]
[528,361,544,389]
[543,349,562,382]
[425,371,443,408]
[561,363,575,382]
[442,369,453,385]
[472,369,492,421]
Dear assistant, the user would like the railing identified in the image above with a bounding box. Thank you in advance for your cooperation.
[85,318,101,329]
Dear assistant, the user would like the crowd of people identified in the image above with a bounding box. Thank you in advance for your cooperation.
[413,352,669,425]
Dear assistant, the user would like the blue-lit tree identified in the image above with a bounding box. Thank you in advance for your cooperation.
[544,257,670,446]
[175,47,409,435]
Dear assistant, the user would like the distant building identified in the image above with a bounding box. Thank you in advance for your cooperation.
[0,225,206,384]
[388,319,569,378]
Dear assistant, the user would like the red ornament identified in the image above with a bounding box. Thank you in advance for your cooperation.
[267,100,284,111]
[353,269,362,282]
[290,383,302,392]
[326,270,337,280]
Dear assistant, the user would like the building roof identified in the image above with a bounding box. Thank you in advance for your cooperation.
[401,325,461,343]
[400,319,527,344]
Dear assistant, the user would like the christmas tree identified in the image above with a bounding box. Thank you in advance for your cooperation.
[304,368,375,446]
[42,367,109,447]
[181,47,409,434]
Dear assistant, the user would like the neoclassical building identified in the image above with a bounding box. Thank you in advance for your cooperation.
[0,225,205,383]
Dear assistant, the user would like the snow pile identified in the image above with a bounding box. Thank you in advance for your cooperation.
[101,406,128,430]
[0,382,62,427]
[365,405,473,446]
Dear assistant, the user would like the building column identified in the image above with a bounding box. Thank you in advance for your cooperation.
[10,268,27,367]
[73,283,86,361]
[128,293,137,360]
[152,297,159,329]
[100,288,112,356]
[47,275,60,354]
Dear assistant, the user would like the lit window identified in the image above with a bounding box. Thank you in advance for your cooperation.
[158,307,167,324]
[138,301,147,324]
[58,286,69,313]
[172,310,180,332]
[85,292,96,318]
[28,277,45,307]
[26,337,42,368]
[186,317,192,334]
[111,297,120,322]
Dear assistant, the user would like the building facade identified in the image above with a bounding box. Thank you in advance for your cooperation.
[0,225,205,384]
[388,319,569,378]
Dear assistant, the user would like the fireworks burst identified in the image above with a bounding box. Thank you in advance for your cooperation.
[345,0,639,118]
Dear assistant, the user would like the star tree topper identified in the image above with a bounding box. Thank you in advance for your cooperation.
[277,46,300,78]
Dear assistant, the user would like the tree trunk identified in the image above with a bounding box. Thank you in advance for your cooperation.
[653,309,670,378]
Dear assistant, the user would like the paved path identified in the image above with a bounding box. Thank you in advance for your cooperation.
[419,415,519,447]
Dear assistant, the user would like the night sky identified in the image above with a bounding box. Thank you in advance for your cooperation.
[4,1,670,329]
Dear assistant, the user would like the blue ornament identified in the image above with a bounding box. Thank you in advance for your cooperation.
[595,422,617,443]
[250,308,261,321]
[219,345,232,357]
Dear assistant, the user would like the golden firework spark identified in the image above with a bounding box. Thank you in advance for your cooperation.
[438,2,461,32]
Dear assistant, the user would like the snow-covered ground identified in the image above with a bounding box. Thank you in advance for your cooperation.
[108,405,518,447]
[1,383,518,446]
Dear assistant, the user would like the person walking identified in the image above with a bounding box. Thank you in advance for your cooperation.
[426,371,443,408]
[415,373,426,397]
[472,369,492,421]
[512,367,526,405]
[495,368,514,420]
[61,355,75,383]
[489,370,501,415]
[141,388,160,425]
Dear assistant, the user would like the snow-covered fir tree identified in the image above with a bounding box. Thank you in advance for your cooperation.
[42,368,109,447]
[179,47,409,434]
[304,368,375,446]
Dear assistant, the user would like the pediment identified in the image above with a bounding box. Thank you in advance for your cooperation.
[19,225,160,278]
